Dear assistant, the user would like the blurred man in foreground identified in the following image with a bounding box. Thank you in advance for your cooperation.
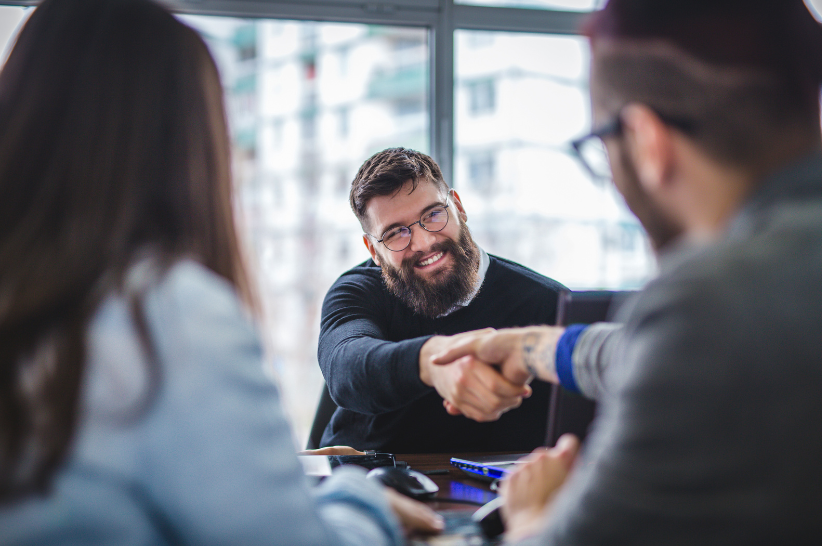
[437,1,822,543]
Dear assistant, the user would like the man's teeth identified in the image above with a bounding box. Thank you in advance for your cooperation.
[418,251,444,267]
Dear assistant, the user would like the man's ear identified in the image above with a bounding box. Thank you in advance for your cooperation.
[620,103,675,194]
[450,189,468,223]
[363,234,381,266]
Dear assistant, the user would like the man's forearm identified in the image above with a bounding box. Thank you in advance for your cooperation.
[320,334,432,414]
[418,336,444,387]
[521,330,559,383]
[515,323,622,400]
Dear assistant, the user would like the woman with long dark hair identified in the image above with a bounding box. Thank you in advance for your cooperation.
[0,0,440,543]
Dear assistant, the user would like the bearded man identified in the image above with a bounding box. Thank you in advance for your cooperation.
[317,147,568,453]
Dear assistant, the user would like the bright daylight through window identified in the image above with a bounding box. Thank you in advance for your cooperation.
[0,2,659,446]
[455,30,653,291]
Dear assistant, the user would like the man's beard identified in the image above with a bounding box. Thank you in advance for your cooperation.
[380,222,480,318]
[615,144,683,252]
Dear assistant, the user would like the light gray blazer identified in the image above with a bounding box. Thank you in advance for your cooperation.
[515,154,822,545]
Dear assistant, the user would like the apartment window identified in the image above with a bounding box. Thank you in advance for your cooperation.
[0,1,662,446]
[455,30,654,291]
[466,31,495,49]
[337,106,349,138]
[466,80,495,115]
[180,16,430,441]
[467,151,496,192]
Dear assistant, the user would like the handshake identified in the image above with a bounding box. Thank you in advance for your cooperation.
[418,326,566,423]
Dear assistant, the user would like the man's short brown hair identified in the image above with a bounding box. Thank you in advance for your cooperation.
[584,0,822,168]
[349,148,449,229]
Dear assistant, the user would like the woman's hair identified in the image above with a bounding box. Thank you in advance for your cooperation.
[0,0,252,501]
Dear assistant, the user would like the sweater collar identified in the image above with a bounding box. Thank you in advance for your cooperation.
[437,247,489,317]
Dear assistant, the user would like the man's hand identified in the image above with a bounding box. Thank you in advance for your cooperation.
[383,487,445,536]
[431,326,565,385]
[499,434,580,542]
[419,330,532,422]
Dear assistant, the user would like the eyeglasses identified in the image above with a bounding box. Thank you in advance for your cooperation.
[369,199,451,252]
[571,113,696,181]
[571,118,623,181]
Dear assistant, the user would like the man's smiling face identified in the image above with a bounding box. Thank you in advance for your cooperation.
[363,178,480,317]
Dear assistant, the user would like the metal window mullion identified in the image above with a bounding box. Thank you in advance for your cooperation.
[162,0,440,26]
[430,0,455,186]
[453,4,585,34]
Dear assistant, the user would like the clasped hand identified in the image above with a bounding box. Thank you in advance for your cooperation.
[431,326,565,387]
[419,329,532,422]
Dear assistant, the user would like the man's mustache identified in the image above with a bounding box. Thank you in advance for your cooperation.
[399,241,455,273]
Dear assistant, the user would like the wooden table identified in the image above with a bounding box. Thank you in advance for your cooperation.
[396,453,512,545]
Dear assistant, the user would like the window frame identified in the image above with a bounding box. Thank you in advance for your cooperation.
[0,0,588,184]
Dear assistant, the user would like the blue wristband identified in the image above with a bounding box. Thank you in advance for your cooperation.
[555,324,587,394]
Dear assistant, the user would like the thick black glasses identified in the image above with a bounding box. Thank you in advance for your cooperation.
[372,204,450,252]
[571,113,696,181]
[571,118,623,181]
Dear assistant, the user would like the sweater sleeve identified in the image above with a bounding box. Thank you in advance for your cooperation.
[318,269,433,414]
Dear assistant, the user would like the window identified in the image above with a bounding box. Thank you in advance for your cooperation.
[467,151,496,192]
[337,106,349,137]
[0,1,660,447]
[180,16,430,439]
[338,45,350,78]
[466,31,495,49]
[0,5,28,62]
[235,24,257,61]
[807,0,822,21]
[455,30,655,290]
[457,0,602,10]
[466,79,495,115]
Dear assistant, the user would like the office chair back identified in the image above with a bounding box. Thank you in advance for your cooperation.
[306,383,337,450]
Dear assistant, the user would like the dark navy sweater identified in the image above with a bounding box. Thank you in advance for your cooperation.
[318,255,566,453]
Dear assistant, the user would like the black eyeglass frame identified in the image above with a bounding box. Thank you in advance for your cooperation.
[367,193,453,252]
[571,112,696,181]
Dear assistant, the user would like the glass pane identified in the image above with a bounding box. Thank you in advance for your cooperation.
[181,15,430,444]
[457,0,603,12]
[455,30,655,290]
[0,6,428,453]
[807,0,822,22]
[0,6,29,64]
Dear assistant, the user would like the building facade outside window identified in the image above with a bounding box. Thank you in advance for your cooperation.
[0,3,660,446]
